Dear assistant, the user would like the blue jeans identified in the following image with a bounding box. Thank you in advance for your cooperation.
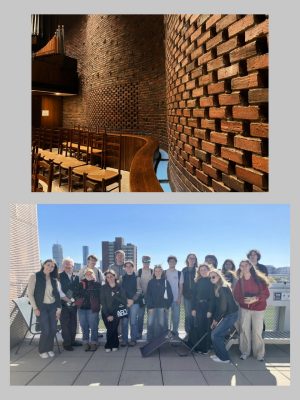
[121,303,139,342]
[38,303,57,353]
[183,298,193,334]
[169,301,180,335]
[211,311,238,361]
[137,305,146,337]
[147,308,168,341]
[78,309,99,344]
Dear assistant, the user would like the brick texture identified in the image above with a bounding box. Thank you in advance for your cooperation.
[166,14,269,191]
[10,205,41,348]
[62,15,167,149]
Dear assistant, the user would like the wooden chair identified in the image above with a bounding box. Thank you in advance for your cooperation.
[12,297,61,354]
[32,153,54,192]
[82,132,122,192]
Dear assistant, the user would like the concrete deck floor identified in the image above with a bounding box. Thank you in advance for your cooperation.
[10,335,290,386]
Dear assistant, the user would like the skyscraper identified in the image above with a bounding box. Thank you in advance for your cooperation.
[52,243,63,268]
[102,237,137,271]
[82,245,89,266]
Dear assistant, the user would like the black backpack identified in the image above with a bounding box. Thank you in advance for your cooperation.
[138,268,153,277]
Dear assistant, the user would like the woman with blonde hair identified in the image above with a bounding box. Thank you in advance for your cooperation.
[209,269,239,363]
[74,268,102,352]
[190,263,215,354]
[233,259,270,361]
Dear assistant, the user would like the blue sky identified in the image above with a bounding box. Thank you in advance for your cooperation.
[37,204,290,270]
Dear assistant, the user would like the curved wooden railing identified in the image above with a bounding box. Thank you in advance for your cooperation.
[32,128,163,192]
[125,134,163,192]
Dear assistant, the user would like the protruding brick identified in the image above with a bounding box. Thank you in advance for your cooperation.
[221,120,244,133]
[252,154,269,173]
[202,140,216,154]
[250,122,268,138]
[236,165,267,188]
[232,106,260,120]
[221,147,244,164]
[212,179,231,192]
[234,135,263,153]
[202,162,220,180]
[211,155,230,173]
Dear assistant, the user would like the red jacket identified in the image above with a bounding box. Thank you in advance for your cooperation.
[233,276,269,311]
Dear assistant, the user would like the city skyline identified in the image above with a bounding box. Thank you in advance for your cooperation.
[37,204,290,270]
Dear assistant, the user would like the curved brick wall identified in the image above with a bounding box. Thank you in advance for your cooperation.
[166,15,269,191]
[62,15,167,149]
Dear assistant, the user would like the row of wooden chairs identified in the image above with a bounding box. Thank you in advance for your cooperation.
[32,127,105,168]
[31,131,122,192]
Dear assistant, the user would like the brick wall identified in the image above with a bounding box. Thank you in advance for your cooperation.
[165,14,269,191]
[10,205,40,349]
[62,15,167,149]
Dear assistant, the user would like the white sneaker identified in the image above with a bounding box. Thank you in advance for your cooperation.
[105,349,111,353]
[39,352,49,359]
[112,348,118,352]
[211,356,230,363]
[48,351,55,357]
[240,354,248,360]
[210,354,218,360]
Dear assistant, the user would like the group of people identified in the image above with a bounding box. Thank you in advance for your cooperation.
[27,249,270,364]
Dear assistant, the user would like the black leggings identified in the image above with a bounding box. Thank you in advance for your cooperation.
[102,313,120,349]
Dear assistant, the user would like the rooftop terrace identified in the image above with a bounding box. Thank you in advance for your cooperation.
[10,335,290,386]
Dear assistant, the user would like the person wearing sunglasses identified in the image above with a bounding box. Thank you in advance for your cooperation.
[208,269,239,363]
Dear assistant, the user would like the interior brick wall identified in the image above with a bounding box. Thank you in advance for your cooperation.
[62,15,167,149]
[165,14,269,191]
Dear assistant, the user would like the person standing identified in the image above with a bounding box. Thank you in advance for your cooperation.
[190,263,215,354]
[27,259,61,358]
[180,253,198,339]
[233,259,270,361]
[146,265,173,341]
[136,255,153,339]
[109,250,126,280]
[204,255,218,269]
[221,259,237,288]
[209,269,239,363]
[247,249,269,276]
[165,255,181,337]
[120,260,142,346]
[101,269,127,352]
[59,258,82,351]
[79,254,105,283]
[74,269,102,351]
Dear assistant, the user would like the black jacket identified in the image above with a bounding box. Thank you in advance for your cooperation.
[74,279,102,312]
[191,277,215,312]
[213,286,238,322]
[146,278,173,309]
[101,283,127,317]
[182,266,196,299]
[121,273,140,304]
[59,271,79,305]
[34,271,61,309]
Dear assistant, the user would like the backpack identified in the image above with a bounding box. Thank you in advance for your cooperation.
[138,268,153,277]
